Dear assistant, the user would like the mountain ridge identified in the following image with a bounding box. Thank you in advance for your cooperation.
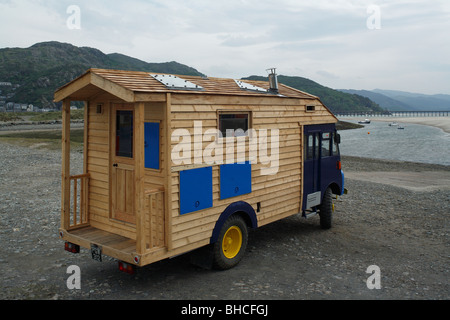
[2,41,434,114]
[0,41,203,109]
[243,75,385,113]
[339,89,450,111]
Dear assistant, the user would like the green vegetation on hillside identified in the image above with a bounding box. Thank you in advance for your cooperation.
[244,75,385,113]
[0,41,387,113]
[0,41,204,109]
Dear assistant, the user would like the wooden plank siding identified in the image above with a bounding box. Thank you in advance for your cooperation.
[55,68,339,267]
[167,96,336,252]
[85,102,138,239]
[83,101,169,243]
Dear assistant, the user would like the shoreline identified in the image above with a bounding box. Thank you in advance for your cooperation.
[340,116,450,133]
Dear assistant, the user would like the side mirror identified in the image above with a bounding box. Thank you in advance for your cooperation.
[334,133,341,144]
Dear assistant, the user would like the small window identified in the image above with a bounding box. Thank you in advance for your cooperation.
[321,133,331,157]
[96,104,103,114]
[306,135,314,160]
[219,112,249,137]
[306,105,316,112]
[116,110,133,158]
[305,133,319,160]
[332,133,340,156]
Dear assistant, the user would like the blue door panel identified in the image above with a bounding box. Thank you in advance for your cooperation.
[180,167,213,215]
[145,122,160,170]
[220,162,252,199]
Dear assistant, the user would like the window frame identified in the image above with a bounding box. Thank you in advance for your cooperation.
[321,132,332,158]
[115,109,134,159]
[217,110,252,139]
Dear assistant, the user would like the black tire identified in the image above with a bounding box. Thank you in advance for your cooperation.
[213,215,248,270]
[319,187,333,229]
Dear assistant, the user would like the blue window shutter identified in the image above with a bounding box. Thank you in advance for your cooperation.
[180,167,213,215]
[220,162,252,200]
[145,122,160,170]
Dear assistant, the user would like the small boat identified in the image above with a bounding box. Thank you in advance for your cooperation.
[397,125,405,130]
[358,119,371,124]
[389,122,398,126]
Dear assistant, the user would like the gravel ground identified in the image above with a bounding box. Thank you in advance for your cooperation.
[0,139,448,301]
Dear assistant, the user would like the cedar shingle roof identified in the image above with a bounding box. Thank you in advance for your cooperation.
[55,68,318,102]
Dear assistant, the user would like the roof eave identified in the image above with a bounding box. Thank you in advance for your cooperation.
[54,69,135,103]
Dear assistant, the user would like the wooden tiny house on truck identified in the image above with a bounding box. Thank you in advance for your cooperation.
[55,68,345,272]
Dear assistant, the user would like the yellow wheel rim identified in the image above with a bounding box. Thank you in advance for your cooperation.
[222,226,242,259]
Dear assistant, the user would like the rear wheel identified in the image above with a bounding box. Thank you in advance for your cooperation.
[213,215,248,270]
[319,187,333,229]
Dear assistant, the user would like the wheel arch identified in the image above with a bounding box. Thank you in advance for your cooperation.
[327,182,341,196]
[210,201,257,244]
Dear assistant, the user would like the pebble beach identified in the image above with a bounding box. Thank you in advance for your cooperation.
[0,120,448,300]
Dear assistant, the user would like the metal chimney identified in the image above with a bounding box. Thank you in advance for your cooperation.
[267,68,279,94]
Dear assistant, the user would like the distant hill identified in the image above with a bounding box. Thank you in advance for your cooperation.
[0,41,395,113]
[339,89,412,111]
[339,89,450,111]
[372,89,450,111]
[0,41,203,109]
[243,75,385,113]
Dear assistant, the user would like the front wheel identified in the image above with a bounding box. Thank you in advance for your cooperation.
[213,215,248,270]
[319,187,333,229]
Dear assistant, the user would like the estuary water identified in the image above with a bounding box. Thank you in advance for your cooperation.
[338,119,450,166]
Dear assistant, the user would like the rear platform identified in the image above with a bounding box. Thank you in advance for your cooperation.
[62,226,137,264]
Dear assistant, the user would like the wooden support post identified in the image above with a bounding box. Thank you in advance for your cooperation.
[83,101,89,175]
[82,101,89,225]
[135,102,146,254]
[61,99,71,230]
[165,93,173,250]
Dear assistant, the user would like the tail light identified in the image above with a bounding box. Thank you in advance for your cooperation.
[65,242,80,254]
[336,161,342,170]
[118,261,135,275]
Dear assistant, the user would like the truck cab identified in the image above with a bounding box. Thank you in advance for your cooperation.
[302,123,345,227]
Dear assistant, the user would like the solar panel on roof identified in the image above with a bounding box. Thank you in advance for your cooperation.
[234,80,268,93]
[150,74,204,91]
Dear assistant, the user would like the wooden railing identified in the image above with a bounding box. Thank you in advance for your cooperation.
[145,188,165,250]
[68,173,89,230]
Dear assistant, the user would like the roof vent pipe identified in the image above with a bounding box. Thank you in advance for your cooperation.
[267,68,279,94]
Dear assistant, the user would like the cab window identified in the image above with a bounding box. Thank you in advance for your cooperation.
[321,132,331,157]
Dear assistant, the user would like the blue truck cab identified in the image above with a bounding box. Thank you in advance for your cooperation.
[302,124,346,227]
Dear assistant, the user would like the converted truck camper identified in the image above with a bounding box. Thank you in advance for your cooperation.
[55,68,346,273]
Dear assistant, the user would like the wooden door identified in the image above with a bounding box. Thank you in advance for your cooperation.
[111,104,136,224]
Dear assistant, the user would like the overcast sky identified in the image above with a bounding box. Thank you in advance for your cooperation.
[1,0,449,94]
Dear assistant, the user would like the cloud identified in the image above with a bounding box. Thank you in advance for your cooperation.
[0,0,449,94]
